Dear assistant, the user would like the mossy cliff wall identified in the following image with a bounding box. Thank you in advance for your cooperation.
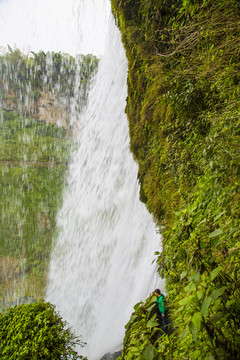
[111,1,240,359]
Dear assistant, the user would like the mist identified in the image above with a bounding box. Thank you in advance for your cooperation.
[0,0,111,55]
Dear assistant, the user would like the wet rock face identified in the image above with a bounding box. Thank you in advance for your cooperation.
[0,87,69,129]
[37,91,68,128]
[99,350,122,360]
[0,256,21,283]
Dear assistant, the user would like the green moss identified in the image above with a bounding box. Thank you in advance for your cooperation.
[111,0,240,358]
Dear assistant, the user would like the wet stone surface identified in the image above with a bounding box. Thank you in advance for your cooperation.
[99,350,122,360]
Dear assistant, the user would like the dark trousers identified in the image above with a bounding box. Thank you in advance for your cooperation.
[161,313,167,333]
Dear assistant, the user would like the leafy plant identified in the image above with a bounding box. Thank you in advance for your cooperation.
[0,300,86,360]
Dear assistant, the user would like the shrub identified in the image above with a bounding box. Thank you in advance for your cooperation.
[0,300,86,360]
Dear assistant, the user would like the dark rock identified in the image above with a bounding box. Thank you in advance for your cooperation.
[99,350,122,360]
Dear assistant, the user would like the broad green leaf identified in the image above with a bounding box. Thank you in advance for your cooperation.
[211,286,226,300]
[201,297,212,318]
[209,228,223,238]
[134,302,143,312]
[192,312,202,330]
[200,240,206,249]
[189,322,198,342]
[210,266,222,280]
[179,296,193,306]
[210,312,224,323]
[197,289,204,300]
[192,350,201,359]
[185,282,197,292]
[214,211,226,222]
[147,314,159,328]
[179,327,189,340]
[129,314,138,323]
[190,273,200,282]
[142,344,157,360]
[146,303,158,313]
[226,299,235,308]
[180,270,188,279]
[207,354,215,360]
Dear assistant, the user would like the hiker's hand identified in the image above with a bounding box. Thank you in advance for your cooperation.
[162,314,165,317]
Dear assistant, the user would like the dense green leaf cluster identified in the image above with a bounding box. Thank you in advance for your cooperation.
[0,300,85,359]
[117,296,170,360]
[111,0,240,358]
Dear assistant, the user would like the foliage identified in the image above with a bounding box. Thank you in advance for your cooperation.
[0,49,98,304]
[117,294,176,360]
[0,300,86,359]
[111,0,240,358]
[0,108,72,303]
[0,48,99,125]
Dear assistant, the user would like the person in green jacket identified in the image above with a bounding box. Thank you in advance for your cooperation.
[154,288,167,333]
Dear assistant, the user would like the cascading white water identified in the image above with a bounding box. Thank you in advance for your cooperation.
[46,2,163,360]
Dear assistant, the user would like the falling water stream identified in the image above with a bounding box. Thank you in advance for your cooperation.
[46,1,162,359]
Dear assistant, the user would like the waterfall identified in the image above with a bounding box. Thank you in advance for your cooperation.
[46,2,162,360]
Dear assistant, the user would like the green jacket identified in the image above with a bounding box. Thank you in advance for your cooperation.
[156,294,165,314]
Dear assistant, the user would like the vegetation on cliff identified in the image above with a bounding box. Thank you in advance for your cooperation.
[111,0,240,358]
